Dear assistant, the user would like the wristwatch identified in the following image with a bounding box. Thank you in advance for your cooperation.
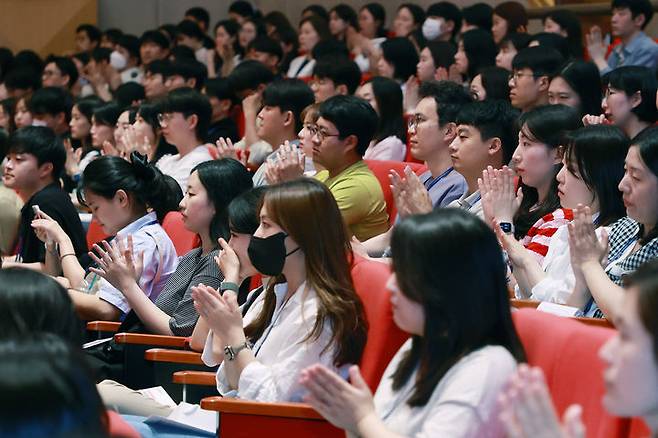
[224,341,251,361]
[220,281,240,294]
[499,222,514,235]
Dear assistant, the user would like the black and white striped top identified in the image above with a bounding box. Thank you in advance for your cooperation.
[154,247,223,336]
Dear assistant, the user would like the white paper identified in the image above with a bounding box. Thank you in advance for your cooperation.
[144,402,217,436]
[537,301,580,317]
[82,337,112,349]
[137,386,178,408]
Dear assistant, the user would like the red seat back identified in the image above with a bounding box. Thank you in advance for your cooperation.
[231,105,246,138]
[364,160,426,224]
[107,410,141,438]
[86,219,109,249]
[162,212,201,256]
[513,309,629,438]
[351,255,409,391]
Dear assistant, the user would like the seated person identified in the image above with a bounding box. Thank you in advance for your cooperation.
[163,58,207,92]
[29,87,73,137]
[301,208,525,437]
[41,56,79,91]
[2,127,86,270]
[357,77,407,162]
[143,59,171,101]
[156,87,214,191]
[0,334,112,437]
[566,126,658,318]
[448,100,518,218]
[500,259,658,436]
[139,30,171,67]
[587,0,658,74]
[313,95,389,240]
[508,46,563,113]
[311,55,361,103]
[481,104,582,263]
[98,179,368,421]
[204,78,239,144]
[0,131,22,257]
[247,36,283,75]
[34,154,181,321]
[498,125,628,304]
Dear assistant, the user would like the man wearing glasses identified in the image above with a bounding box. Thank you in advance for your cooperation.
[508,46,563,113]
[312,95,388,241]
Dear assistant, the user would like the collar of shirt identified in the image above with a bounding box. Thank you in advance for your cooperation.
[115,211,159,240]
[457,190,481,209]
[618,31,649,55]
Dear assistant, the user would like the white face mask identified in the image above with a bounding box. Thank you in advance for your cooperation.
[110,51,127,70]
[422,17,443,41]
[31,119,48,127]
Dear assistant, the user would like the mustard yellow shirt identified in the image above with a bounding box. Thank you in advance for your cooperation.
[315,160,389,241]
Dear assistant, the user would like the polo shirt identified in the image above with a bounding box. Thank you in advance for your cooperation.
[315,160,389,241]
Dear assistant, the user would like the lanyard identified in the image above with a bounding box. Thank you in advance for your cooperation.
[252,286,297,357]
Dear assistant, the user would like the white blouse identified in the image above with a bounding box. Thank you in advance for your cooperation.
[286,56,316,78]
[517,219,609,305]
[363,136,406,161]
[201,281,336,402]
[374,340,516,438]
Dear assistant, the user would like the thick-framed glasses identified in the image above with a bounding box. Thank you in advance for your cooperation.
[309,125,341,142]
[508,71,539,83]
[157,113,175,127]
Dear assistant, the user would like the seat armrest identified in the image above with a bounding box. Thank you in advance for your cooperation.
[200,397,324,420]
[173,370,216,386]
[145,348,205,365]
[114,333,189,348]
[572,316,614,329]
[510,299,541,309]
[87,321,121,332]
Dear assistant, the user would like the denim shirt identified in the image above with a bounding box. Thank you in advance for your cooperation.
[602,31,658,74]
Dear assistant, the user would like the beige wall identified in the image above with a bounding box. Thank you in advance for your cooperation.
[0,0,97,56]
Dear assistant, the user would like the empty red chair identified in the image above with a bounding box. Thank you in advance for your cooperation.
[364,159,426,224]
[162,212,201,256]
[513,309,630,438]
[86,218,109,249]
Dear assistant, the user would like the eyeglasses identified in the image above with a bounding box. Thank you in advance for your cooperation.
[309,124,341,142]
[407,114,429,130]
[508,71,539,83]
[157,113,175,127]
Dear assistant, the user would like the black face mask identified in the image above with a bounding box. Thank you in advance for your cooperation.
[247,232,300,276]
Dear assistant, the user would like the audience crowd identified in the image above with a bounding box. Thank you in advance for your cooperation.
[1,0,658,436]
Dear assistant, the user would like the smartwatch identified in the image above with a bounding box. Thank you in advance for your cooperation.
[224,341,251,361]
[499,222,514,235]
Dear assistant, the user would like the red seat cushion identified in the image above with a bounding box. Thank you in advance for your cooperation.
[162,212,201,256]
[513,309,629,438]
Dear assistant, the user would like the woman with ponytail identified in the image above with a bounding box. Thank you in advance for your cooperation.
[31,152,181,321]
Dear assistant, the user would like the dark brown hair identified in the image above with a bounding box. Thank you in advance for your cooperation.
[243,178,367,366]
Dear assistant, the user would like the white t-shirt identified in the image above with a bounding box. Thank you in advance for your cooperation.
[374,340,517,438]
[156,145,213,191]
[363,136,406,161]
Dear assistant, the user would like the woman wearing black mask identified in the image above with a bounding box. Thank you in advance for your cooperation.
[192,178,368,402]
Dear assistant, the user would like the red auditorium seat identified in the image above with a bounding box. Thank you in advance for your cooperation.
[86,218,109,249]
[364,159,426,224]
[162,212,201,256]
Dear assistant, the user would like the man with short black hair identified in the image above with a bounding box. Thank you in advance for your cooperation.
[508,47,563,112]
[143,60,171,101]
[164,59,207,91]
[140,30,171,66]
[75,24,101,53]
[156,87,214,190]
[204,78,239,143]
[42,56,78,90]
[2,126,86,268]
[247,36,283,75]
[185,6,211,33]
[587,0,658,73]
[313,95,389,240]
[4,67,40,99]
[29,87,73,137]
[311,55,361,103]
[448,100,518,217]
[177,20,210,65]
